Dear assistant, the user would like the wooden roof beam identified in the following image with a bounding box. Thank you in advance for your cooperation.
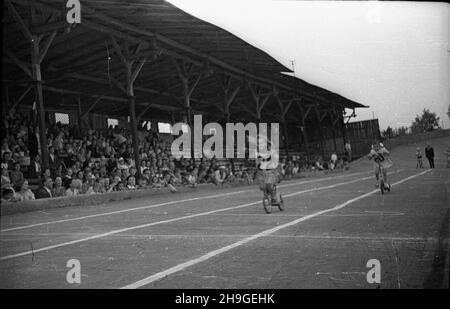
[9,0,357,108]
[5,0,33,42]
[4,49,33,78]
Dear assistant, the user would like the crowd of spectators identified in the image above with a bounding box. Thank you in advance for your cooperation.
[280,152,349,179]
[1,109,351,203]
[1,110,257,202]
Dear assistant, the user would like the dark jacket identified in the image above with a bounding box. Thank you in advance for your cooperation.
[425,146,434,158]
[28,131,39,158]
[48,153,59,170]
[62,175,73,189]
[28,159,42,179]
[36,186,53,199]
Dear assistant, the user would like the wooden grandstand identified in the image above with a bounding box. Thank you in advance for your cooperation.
[2,0,367,175]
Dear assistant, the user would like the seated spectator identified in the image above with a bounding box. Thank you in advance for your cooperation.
[1,187,16,202]
[1,140,12,158]
[292,163,300,175]
[121,168,130,182]
[63,167,73,189]
[138,177,149,188]
[116,182,126,191]
[117,157,129,171]
[37,177,53,199]
[187,168,198,187]
[342,155,350,170]
[82,174,96,194]
[225,165,235,182]
[142,168,151,183]
[41,168,52,184]
[10,162,25,187]
[127,176,137,190]
[161,173,177,193]
[92,181,101,194]
[2,151,14,171]
[152,175,163,188]
[129,166,137,179]
[284,161,294,178]
[126,158,135,169]
[53,176,66,197]
[76,170,84,181]
[1,167,12,189]
[108,176,122,192]
[66,179,80,196]
[14,180,35,202]
[172,169,183,185]
[330,153,338,170]
[214,167,227,187]
[315,157,325,171]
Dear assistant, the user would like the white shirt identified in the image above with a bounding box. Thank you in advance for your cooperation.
[255,149,279,170]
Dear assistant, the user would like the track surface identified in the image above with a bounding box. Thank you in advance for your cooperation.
[1,137,449,289]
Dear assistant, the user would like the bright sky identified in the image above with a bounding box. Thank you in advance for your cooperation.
[168,0,449,130]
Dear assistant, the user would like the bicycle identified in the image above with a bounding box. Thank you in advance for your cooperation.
[375,161,391,195]
[262,183,284,214]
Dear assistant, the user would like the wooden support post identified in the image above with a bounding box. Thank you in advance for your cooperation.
[129,95,141,178]
[282,121,289,159]
[127,65,143,180]
[31,35,49,169]
[218,75,240,168]
[314,106,325,157]
[77,97,82,127]
[110,35,149,177]
[331,120,337,153]
[5,0,64,169]
[248,82,270,122]
[341,110,347,146]
[275,93,293,159]
[298,102,310,158]
[172,58,203,158]
[332,108,341,152]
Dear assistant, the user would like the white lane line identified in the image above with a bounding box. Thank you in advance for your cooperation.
[1,171,370,232]
[120,169,430,289]
[3,233,433,242]
[0,171,385,261]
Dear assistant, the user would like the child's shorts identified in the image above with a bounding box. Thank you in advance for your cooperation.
[256,169,279,191]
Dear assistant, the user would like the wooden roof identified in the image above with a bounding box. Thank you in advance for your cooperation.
[3,0,366,123]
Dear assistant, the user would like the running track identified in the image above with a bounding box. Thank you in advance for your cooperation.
[1,137,449,289]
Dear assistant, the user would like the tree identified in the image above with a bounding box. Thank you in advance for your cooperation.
[410,109,440,133]
[395,126,409,136]
[382,126,393,139]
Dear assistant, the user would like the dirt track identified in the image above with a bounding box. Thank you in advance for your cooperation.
[1,137,449,289]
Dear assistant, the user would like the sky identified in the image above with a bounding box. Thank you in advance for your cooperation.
[168,0,449,131]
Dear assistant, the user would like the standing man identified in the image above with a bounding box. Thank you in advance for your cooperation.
[345,140,352,162]
[425,144,435,168]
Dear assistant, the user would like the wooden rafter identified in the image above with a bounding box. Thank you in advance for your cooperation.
[5,0,33,42]
[80,95,104,119]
